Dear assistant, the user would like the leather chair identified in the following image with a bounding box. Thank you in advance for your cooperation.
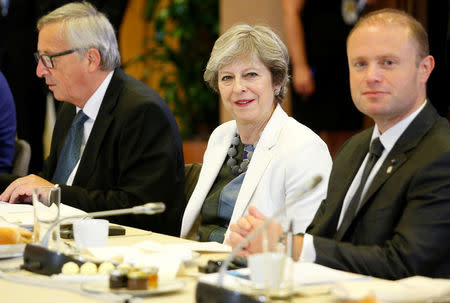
[12,137,31,176]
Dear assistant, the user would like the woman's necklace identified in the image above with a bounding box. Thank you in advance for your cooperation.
[226,133,256,176]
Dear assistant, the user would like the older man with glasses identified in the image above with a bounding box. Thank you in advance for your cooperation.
[0,2,186,236]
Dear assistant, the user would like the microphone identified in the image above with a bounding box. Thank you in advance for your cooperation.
[22,202,165,276]
[196,175,323,302]
[41,202,165,247]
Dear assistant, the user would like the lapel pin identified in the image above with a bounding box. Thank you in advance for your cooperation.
[386,159,397,174]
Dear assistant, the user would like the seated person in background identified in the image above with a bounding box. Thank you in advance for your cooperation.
[180,24,332,243]
[228,9,450,279]
[0,2,185,236]
[0,71,16,173]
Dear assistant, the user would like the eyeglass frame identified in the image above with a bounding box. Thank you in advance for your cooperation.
[34,48,80,69]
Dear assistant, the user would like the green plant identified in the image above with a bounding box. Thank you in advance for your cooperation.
[139,0,219,139]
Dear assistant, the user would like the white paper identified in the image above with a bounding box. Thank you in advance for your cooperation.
[198,261,369,292]
[0,202,86,226]
[293,262,368,285]
[332,275,450,302]
[175,241,232,253]
[135,240,231,253]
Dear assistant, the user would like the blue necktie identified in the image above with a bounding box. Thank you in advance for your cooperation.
[52,111,89,184]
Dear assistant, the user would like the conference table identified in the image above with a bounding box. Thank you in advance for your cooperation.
[0,226,341,303]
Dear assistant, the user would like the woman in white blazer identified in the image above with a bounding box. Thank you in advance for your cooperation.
[180,24,332,243]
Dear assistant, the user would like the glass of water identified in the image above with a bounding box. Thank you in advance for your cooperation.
[33,185,61,250]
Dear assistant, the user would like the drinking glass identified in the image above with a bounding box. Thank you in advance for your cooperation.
[33,186,61,250]
[247,226,294,300]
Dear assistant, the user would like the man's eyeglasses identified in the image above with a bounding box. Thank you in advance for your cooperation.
[34,49,79,69]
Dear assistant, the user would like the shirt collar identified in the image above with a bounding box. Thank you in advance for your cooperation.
[371,99,427,152]
[76,70,114,119]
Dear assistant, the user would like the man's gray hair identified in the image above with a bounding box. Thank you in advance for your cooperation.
[37,1,120,71]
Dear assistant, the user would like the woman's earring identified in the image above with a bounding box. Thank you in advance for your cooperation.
[274,89,280,96]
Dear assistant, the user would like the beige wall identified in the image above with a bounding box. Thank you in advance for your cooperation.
[219,0,291,123]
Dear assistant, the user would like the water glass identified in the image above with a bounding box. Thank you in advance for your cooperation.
[247,228,294,300]
[33,186,61,249]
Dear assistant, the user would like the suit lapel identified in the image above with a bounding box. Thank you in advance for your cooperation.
[230,146,273,223]
[196,132,234,203]
[319,131,370,239]
[56,105,77,153]
[73,69,124,185]
[180,126,234,236]
[335,135,371,207]
[49,104,77,176]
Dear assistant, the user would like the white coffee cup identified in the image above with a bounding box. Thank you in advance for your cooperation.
[73,219,109,249]
[248,252,286,288]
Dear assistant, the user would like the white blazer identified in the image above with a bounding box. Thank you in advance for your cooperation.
[180,105,332,242]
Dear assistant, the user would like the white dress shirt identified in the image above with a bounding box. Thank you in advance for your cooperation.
[300,100,427,262]
[65,71,114,185]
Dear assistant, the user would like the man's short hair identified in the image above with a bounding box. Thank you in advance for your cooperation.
[37,1,120,71]
[348,8,429,64]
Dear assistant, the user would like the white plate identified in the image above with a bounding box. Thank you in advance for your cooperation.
[0,244,25,259]
[81,279,185,296]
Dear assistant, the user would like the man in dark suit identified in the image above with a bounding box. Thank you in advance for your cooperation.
[0,2,185,236]
[0,0,129,174]
[228,9,450,279]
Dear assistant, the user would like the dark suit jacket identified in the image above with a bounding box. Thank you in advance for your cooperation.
[307,102,450,279]
[40,69,185,236]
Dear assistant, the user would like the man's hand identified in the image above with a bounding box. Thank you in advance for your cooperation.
[0,175,54,203]
[227,206,283,256]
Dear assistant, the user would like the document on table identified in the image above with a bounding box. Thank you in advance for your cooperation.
[199,261,369,290]
[0,201,87,227]
[135,239,231,253]
[331,275,450,302]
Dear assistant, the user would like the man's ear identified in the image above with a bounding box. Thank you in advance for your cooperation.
[419,55,435,83]
[86,48,102,72]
